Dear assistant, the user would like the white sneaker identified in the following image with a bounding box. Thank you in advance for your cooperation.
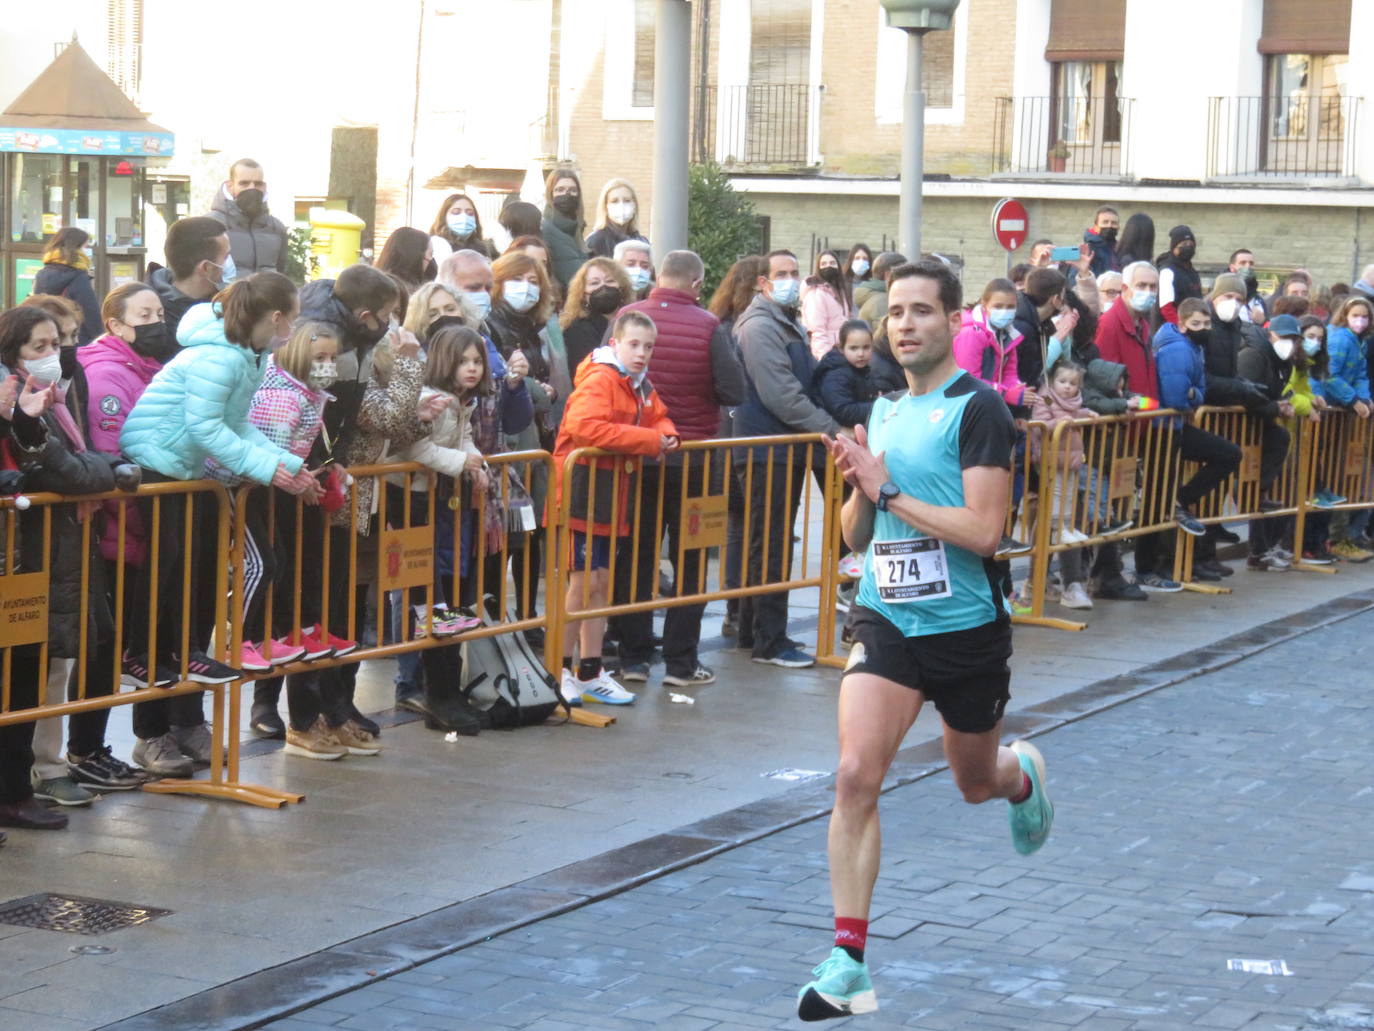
[1261,546,1292,570]
[578,670,636,706]
[1058,527,1091,545]
[837,553,864,579]
[1060,582,1094,610]
[558,669,583,707]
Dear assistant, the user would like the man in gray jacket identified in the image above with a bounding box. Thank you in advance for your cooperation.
[208,158,289,276]
[733,249,842,668]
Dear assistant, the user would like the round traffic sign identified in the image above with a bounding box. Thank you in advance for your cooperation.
[991,198,1029,252]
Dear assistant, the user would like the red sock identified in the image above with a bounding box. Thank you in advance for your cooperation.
[834,916,868,960]
[1011,771,1033,804]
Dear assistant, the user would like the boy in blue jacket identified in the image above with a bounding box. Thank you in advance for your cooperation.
[1151,299,1243,566]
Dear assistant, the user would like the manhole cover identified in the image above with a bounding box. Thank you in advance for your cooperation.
[0,894,170,935]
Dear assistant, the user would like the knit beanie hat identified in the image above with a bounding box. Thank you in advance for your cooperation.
[1169,224,1195,248]
[1208,273,1246,300]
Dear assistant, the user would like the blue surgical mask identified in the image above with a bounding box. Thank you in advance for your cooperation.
[1130,288,1156,312]
[987,307,1015,330]
[503,280,540,314]
[213,254,237,287]
[851,258,870,278]
[626,266,651,292]
[446,213,476,238]
[1302,335,1322,357]
[463,289,492,321]
[771,277,800,308]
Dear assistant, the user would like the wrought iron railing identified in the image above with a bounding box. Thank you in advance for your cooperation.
[993,96,1134,178]
[1207,95,1360,179]
[692,84,819,168]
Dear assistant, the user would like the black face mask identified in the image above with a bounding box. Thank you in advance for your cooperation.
[235,189,266,219]
[1099,227,1118,243]
[1176,243,1196,262]
[351,312,389,350]
[552,193,580,217]
[59,345,80,380]
[1184,328,1211,349]
[131,321,178,363]
[587,285,623,316]
[819,266,843,288]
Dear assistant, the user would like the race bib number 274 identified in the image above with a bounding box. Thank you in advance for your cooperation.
[871,538,953,603]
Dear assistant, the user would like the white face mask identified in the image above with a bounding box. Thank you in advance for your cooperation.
[1272,338,1295,361]
[607,200,636,226]
[23,351,63,385]
[1214,297,1240,323]
[503,280,540,314]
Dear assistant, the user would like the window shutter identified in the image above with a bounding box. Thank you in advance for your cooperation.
[1259,0,1350,54]
[1045,0,1125,62]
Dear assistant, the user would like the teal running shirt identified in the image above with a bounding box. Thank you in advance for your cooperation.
[854,371,1016,636]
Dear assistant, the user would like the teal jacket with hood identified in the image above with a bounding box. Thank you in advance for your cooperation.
[119,302,304,484]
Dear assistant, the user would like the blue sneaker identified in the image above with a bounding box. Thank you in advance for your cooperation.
[752,647,815,668]
[797,947,878,1021]
[1008,740,1053,855]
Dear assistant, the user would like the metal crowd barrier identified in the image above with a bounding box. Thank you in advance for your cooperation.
[1012,408,1187,632]
[1,478,238,797]
[5,409,1373,808]
[550,434,843,674]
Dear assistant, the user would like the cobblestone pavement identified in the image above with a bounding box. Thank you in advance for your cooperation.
[257,611,1374,1031]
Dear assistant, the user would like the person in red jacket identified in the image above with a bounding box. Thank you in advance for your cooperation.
[1095,261,1159,400]
[553,310,678,707]
[612,249,745,687]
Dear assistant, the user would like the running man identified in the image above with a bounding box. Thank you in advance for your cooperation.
[798,260,1054,1021]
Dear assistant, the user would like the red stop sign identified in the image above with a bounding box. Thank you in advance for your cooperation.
[991,198,1029,252]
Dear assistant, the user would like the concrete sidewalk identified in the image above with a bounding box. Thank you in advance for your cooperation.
[0,558,1371,1030]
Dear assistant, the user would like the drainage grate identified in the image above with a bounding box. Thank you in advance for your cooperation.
[0,893,170,935]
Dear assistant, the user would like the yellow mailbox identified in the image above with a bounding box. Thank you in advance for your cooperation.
[308,207,366,281]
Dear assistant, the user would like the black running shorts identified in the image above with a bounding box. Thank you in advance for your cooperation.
[842,605,1012,734]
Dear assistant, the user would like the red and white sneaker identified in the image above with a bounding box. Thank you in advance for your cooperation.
[238,642,272,673]
[292,626,334,661]
[264,637,307,665]
[308,623,357,658]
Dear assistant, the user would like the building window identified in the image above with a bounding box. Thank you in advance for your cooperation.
[1266,53,1347,141]
[874,5,964,125]
[1052,61,1122,147]
[632,0,654,108]
[750,0,811,84]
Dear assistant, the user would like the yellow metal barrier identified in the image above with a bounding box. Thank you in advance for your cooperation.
[1,478,244,802]
[1014,407,1186,630]
[550,434,842,675]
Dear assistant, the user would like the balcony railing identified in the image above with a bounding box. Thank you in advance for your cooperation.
[1207,95,1360,179]
[993,96,1135,178]
[692,84,820,169]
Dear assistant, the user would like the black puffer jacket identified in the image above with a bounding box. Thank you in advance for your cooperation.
[7,403,117,657]
[1204,307,1275,416]
[812,348,880,429]
[33,262,102,343]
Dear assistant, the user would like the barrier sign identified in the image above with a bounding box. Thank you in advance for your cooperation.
[682,492,728,551]
[378,526,433,592]
[0,571,50,646]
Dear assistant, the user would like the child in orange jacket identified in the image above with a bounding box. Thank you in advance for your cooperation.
[553,310,678,706]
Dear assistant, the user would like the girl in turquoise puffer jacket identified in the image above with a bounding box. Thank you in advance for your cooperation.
[117,273,318,776]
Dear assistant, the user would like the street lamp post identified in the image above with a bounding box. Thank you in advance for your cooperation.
[879,0,960,259]
[651,0,692,255]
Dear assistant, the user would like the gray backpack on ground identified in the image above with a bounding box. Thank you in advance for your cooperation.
[460,597,564,728]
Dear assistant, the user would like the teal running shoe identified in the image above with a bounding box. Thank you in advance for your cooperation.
[1008,740,1053,855]
[797,946,878,1021]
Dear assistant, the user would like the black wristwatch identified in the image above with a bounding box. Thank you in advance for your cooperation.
[876,482,901,512]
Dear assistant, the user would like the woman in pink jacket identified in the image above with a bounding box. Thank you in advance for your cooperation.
[801,250,853,359]
[78,283,178,565]
[952,278,1038,410]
